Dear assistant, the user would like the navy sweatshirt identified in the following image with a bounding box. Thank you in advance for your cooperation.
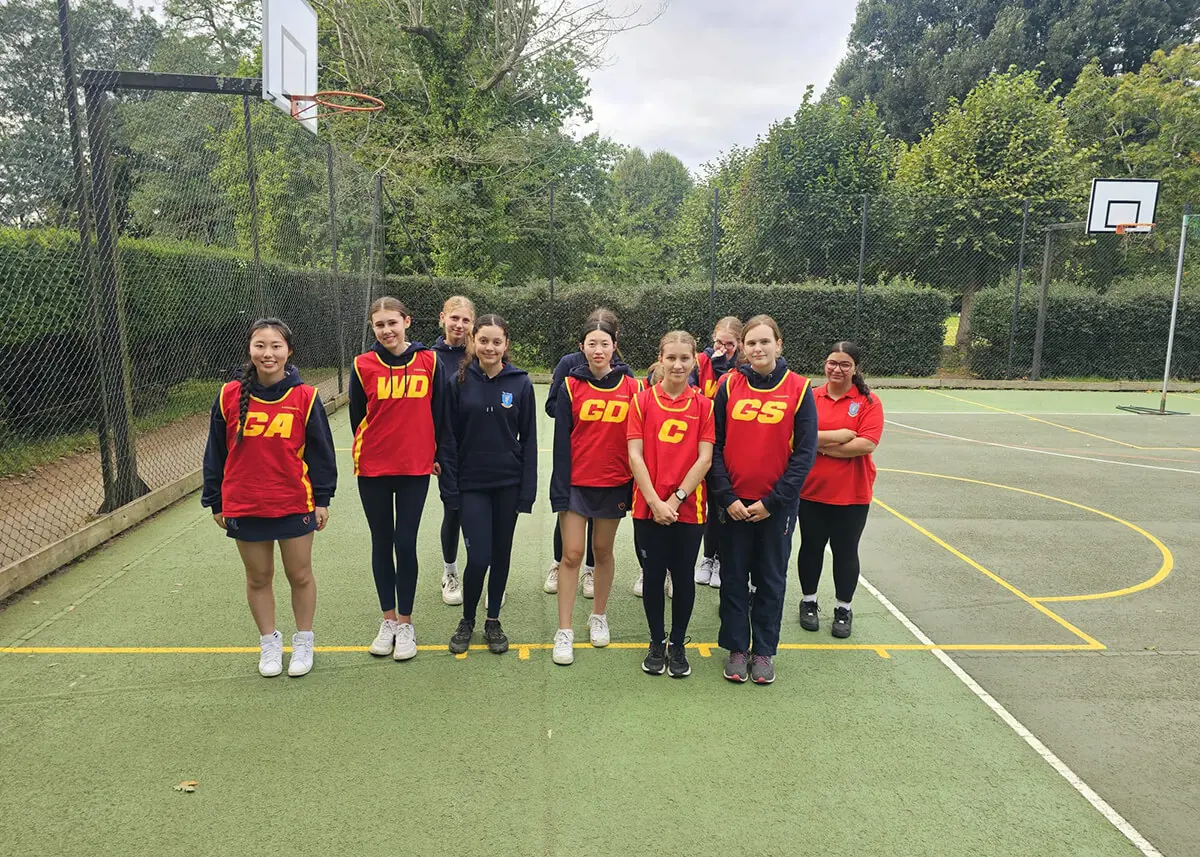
[544,350,633,418]
[201,365,337,515]
[432,335,468,378]
[453,360,538,512]
[348,340,459,506]
[550,362,637,512]
[709,358,818,517]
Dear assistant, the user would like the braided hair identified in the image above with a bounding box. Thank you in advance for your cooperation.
[236,318,295,443]
[830,340,872,402]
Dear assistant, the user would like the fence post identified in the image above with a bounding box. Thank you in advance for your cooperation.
[57,0,118,510]
[709,187,719,331]
[82,78,148,509]
[1006,199,1030,378]
[1160,203,1192,413]
[548,180,556,300]
[326,143,345,394]
[242,94,265,317]
[855,194,868,340]
[364,172,382,353]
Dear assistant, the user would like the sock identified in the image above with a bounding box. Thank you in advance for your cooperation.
[444,561,458,576]
[836,600,852,611]
[294,630,314,642]
[583,564,595,574]
[261,630,280,643]
[802,595,817,603]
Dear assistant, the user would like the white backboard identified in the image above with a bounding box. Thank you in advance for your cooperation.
[1087,178,1160,233]
[262,0,318,134]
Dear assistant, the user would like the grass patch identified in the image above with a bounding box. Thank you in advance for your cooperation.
[0,378,220,479]
[944,314,959,347]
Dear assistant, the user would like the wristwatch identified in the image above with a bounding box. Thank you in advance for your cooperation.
[673,488,688,502]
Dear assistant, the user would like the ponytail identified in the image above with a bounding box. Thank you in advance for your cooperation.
[646,362,664,386]
[851,371,872,403]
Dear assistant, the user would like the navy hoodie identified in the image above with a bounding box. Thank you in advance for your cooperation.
[544,350,633,418]
[453,360,538,512]
[201,365,337,515]
[688,344,735,388]
[550,361,637,512]
[709,357,818,516]
[348,340,459,506]
[432,335,468,378]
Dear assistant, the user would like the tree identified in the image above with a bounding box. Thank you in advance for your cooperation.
[893,68,1089,347]
[829,0,1199,142]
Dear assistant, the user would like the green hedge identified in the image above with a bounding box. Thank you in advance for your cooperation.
[969,285,1200,379]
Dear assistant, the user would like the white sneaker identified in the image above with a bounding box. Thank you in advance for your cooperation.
[258,630,283,677]
[393,622,417,661]
[695,557,714,585]
[588,613,610,648]
[288,631,314,677]
[581,566,595,599]
[633,570,644,597]
[552,628,575,665]
[665,572,674,599]
[709,560,722,589]
[485,590,507,609]
[369,618,400,656]
[544,562,560,594]
[442,567,463,606]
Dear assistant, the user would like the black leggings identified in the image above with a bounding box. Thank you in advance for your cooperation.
[440,501,461,564]
[702,490,721,560]
[796,500,870,603]
[635,519,703,644]
[460,487,519,621]
[553,515,595,567]
[358,475,429,615]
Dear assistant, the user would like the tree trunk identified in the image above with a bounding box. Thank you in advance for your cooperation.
[956,273,980,352]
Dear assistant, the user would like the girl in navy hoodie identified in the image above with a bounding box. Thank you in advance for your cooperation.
[431,295,476,606]
[447,314,537,655]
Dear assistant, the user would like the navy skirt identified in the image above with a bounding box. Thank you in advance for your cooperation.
[568,482,632,519]
[224,511,317,542]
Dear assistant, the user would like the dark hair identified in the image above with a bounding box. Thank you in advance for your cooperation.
[370,296,411,318]
[460,313,510,383]
[237,318,295,443]
[579,319,618,352]
[830,340,871,402]
[584,308,623,361]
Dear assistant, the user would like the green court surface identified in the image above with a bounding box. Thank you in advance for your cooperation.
[3,388,1198,857]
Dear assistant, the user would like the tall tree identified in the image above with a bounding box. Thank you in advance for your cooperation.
[829,0,1199,142]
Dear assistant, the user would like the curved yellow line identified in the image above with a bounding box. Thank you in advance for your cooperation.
[878,468,1173,601]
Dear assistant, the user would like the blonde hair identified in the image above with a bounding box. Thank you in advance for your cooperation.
[713,316,743,340]
[742,314,782,343]
[440,295,476,326]
[647,330,698,385]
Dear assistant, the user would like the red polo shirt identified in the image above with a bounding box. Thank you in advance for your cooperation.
[800,384,883,506]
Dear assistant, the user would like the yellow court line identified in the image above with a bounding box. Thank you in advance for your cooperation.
[926,390,1146,449]
[0,643,1100,656]
[879,468,1173,602]
[871,496,1105,649]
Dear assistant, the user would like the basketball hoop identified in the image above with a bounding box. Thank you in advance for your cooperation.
[289,91,384,121]
[1114,222,1155,235]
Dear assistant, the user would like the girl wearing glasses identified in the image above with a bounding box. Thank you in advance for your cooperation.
[796,341,884,639]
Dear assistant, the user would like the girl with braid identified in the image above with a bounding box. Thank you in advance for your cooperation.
[202,318,337,679]
[352,297,458,662]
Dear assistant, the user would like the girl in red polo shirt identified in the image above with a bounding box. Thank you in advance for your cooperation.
[628,331,714,678]
[710,315,818,685]
[549,318,641,666]
[202,318,337,679]
[351,297,458,662]
[797,341,883,639]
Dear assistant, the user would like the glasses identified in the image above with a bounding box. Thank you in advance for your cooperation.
[826,360,854,370]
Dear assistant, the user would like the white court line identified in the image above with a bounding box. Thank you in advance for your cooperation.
[887,410,1199,417]
[886,419,1200,475]
[858,572,1163,857]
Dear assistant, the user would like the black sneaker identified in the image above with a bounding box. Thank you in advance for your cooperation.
[642,640,667,675]
[832,606,853,638]
[723,651,750,683]
[667,641,691,678]
[448,618,474,653]
[799,599,820,632]
[483,619,509,654]
[750,654,775,684]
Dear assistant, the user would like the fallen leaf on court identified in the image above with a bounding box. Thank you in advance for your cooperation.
[31,600,40,605]
[66,605,75,612]
[173,781,199,793]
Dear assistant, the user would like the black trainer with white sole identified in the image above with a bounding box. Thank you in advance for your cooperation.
[642,641,667,675]
[831,606,853,638]
[799,599,820,631]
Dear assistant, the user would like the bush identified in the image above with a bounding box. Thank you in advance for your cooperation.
[969,285,1200,379]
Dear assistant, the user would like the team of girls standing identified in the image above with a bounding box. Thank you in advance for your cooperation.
[351,297,458,662]
[431,295,476,605]
[202,318,337,678]
[710,315,818,685]
[797,341,883,639]
[549,318,642,665]
[447,314,538,654]
[627,332,715,677]
[690,316,743,590]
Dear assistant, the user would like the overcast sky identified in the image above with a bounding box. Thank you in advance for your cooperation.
[579,1,859,175]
